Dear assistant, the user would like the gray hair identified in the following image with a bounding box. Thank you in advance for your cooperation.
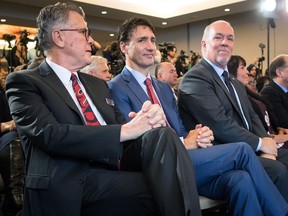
[37,2,85,52]
[82,56,108,74]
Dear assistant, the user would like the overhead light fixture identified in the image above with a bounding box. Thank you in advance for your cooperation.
[110,33,114,37]
[262,0,277,12]
[101,11,107,15]
[0,19,6,22]
[224,8,230,12]
[286,0,288,12]
[162,22,167,25]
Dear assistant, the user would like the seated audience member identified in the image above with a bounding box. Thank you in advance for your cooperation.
[178,20,288,203]
[256,75,271,92]
[81,55,112,82]
[155,62,178,99]
[5,3,213,216]
[108,17,288,216]
[261,54,288,129]
[227,55,288,147]
[0,75,24,216]
[247,74,257,92]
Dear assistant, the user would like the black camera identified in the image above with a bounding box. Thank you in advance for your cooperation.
[19,30,34,47]
[258,56,265,62]
[3,34,16,42]
[158,42,175,62]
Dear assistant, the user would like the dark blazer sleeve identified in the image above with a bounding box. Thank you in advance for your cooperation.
[5,69,122,166]
[178,61,262,151]
[261,81,288,128]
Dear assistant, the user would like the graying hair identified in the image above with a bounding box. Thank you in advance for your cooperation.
[37,2,85,52]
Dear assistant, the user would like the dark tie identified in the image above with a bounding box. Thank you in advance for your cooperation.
[145,78,160,104]
[222,71,240,108]
[71,73,100,126]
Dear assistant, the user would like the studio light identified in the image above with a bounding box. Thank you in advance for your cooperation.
[262,0,277,12]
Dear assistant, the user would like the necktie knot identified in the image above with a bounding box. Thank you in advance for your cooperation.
[222,70,229,79]
[71,73,77,81]
[145,78,152,87]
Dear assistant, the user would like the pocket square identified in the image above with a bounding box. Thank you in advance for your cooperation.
[105,98,115,106]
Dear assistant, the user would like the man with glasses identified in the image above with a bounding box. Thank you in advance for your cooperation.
[5,2,203,216]
[261,54,288,129]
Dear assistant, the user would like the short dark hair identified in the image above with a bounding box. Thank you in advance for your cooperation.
[269,55,286,78]
[117,17,155,43]
[227,55,246,77]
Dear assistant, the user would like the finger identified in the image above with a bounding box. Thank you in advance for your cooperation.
[195,124,202,130]
[142,100,152,113]
[128,111,137,119]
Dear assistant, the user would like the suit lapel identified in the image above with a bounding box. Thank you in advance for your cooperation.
[202,60,248,127]
[38,61,84,123]
[122,69,150,104]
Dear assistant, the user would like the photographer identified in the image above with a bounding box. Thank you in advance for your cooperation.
[175,50,189,77]
[102,41,125,76]
[158,42,176,63]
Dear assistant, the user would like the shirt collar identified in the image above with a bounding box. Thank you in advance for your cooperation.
[46,58,74,86]
[204,57,229,78]
[273,80,288,93]
[125,65,151,85]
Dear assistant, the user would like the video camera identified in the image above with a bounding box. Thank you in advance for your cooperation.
[2,34,16,47]
[158,41,175,62]
[19,30,35,48]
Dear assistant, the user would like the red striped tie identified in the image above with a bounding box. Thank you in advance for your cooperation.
[71,73,100,126]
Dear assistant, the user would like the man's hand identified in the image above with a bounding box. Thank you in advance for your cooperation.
[183,124,214,150]
[260,153,276,160]
[120,101,166,141]
[260,137,278,157]
[278,127,288,135]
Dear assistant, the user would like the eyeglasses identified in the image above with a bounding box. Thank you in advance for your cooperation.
[59,28,91,41]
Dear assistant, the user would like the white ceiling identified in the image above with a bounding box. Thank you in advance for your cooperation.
[0,0,260,45]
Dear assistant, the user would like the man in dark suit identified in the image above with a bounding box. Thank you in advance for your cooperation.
[261,54,288,129]
[179,20,288,202]
[5,3,205,216]
[108,17,288,215]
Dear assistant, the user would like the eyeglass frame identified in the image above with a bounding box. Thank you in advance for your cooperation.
[59,28,91,41]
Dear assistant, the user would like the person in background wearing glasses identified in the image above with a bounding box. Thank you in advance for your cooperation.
[261,54,288,130]
[5,2,206,216]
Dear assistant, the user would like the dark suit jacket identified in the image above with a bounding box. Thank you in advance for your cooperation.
[108,67,187,137]
[178,59,267,151]
[5,61,126,215]
[261,81,288,128]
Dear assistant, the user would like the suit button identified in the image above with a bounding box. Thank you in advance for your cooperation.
[79,178,84,184]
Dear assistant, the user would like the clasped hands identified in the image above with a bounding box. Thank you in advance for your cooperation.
[120,101,167,141]
[184,124,214,150]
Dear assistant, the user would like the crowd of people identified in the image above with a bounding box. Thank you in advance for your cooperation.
[1,2,288,216]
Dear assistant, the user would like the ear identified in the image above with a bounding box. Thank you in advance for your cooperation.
[201,40,206,48]
[275,68,282,78]
[119,41,128,55]
[51,30,65,48]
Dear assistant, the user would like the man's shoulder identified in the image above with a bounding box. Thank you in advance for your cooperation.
[261,81,280,95]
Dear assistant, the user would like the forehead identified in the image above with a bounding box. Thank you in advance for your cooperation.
[131,25,155,37]
[67,11,86,26]
[210,22,234,36]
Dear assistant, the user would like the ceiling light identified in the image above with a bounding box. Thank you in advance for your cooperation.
[0,19,6,22]
[110,33,114,37]
[224,8,230,12]
[262,0,277,12]
[101,11,107,14]
[162,22,167,25]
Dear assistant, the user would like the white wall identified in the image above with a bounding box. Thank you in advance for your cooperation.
[155,10,288,73]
